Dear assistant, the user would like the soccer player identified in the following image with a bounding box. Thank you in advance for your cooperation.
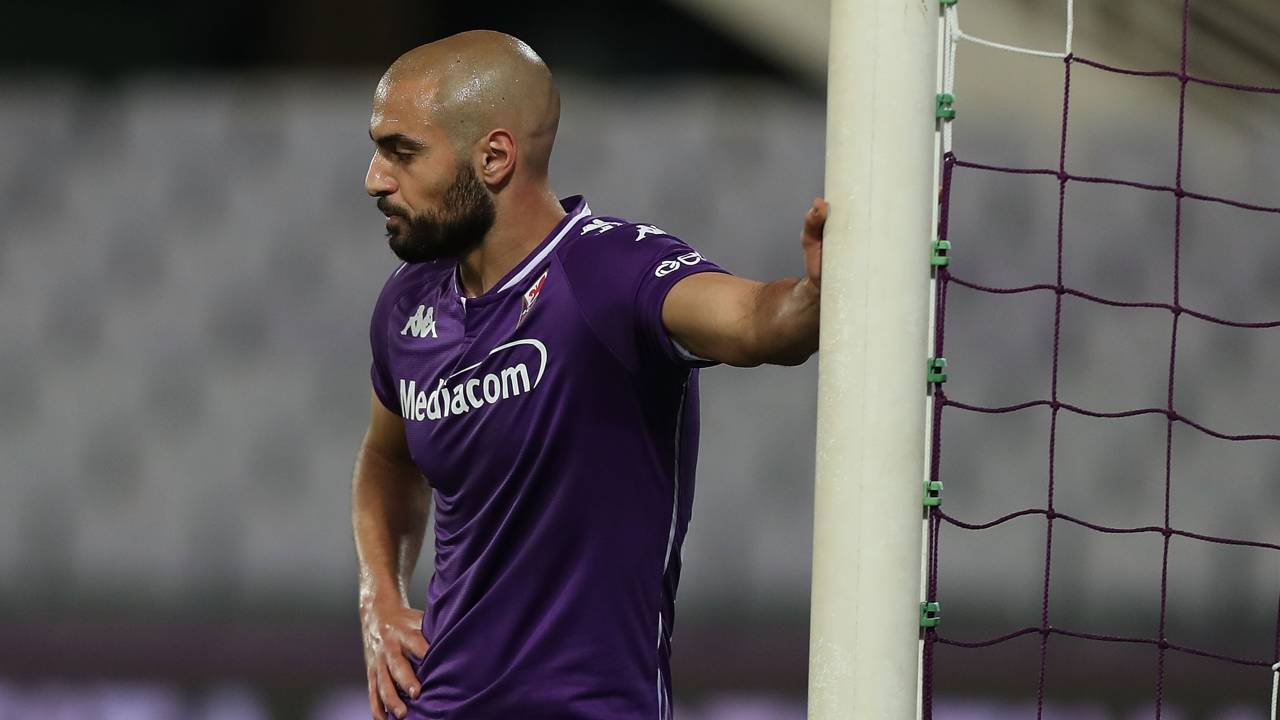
[353,30,826,720]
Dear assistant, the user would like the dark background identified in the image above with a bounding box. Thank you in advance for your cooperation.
[1,1,793,80]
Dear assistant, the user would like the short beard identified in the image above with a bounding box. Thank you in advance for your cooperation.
[380,164,496,264]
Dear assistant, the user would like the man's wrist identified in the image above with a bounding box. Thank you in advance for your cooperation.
[359,570,408,610]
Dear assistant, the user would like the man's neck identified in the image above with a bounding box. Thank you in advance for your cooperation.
[457,189,566,297]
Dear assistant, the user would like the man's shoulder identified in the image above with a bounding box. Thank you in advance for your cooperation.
[553,211,707,319]
[557,212,686,264]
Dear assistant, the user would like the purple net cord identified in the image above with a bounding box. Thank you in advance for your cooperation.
[921,2,1280,717]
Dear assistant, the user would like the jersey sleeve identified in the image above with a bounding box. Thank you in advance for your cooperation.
[369,265,403,412]
[561,221,730,372]
[634,236,730,367]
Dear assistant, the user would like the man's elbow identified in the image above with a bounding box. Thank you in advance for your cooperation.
[731,336,816,368]
[768,344,817,367]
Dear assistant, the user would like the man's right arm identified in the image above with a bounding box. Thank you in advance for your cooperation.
[353,391,431,720]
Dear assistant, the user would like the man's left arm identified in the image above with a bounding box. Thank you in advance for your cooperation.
[662,198,828,367]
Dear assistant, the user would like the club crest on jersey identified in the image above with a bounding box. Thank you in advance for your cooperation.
[401,305,438,339]
[517,270,549,328]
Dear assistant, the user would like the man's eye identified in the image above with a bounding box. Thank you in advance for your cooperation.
[394,150,415,161]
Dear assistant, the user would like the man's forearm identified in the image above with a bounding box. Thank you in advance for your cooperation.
[352,443,432,605]
[748,276,820,366]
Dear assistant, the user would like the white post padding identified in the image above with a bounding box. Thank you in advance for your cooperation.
[808,0,939,718]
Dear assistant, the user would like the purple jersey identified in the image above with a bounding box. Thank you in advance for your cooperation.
[368,196,728,719]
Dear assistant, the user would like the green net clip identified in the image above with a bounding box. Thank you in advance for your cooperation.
[931,239,951,267]
[920,601,941,628]
[936,93,956,120]
[924,480,943,507]
[940,0,958,6]
[927,357,948,385]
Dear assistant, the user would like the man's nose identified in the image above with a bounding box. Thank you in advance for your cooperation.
[365,154,396,197]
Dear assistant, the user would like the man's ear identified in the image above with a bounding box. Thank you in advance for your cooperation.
[480,129,517,189]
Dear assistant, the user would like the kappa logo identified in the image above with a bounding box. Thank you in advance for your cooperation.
[401,305,438,339]
[654,251,704,278]
[634,224,666,242]
[580,218,622,235]
[579,218,665,242]
[518,270,549,327]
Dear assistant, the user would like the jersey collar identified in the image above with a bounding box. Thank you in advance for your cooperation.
[451,195,592,305]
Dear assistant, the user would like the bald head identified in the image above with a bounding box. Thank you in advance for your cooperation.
[375,30,560,177]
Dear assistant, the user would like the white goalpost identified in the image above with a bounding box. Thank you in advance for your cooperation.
[808,0,940,717]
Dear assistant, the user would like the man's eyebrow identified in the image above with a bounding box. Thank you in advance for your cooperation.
[369,131,426,150]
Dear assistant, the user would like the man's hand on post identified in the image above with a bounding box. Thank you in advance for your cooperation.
[801,196,827,292]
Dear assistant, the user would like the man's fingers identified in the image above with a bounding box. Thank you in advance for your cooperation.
[399,604,430,655]
[377,663,409,719]
[387,650,422,700]
[367,667,387,720]
[803,197,828,241]
[404,636,430,662]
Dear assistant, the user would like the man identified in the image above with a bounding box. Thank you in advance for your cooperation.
[353,30,827,720]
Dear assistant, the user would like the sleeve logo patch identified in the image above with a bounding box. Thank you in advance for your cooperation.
[654,251,703,278]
